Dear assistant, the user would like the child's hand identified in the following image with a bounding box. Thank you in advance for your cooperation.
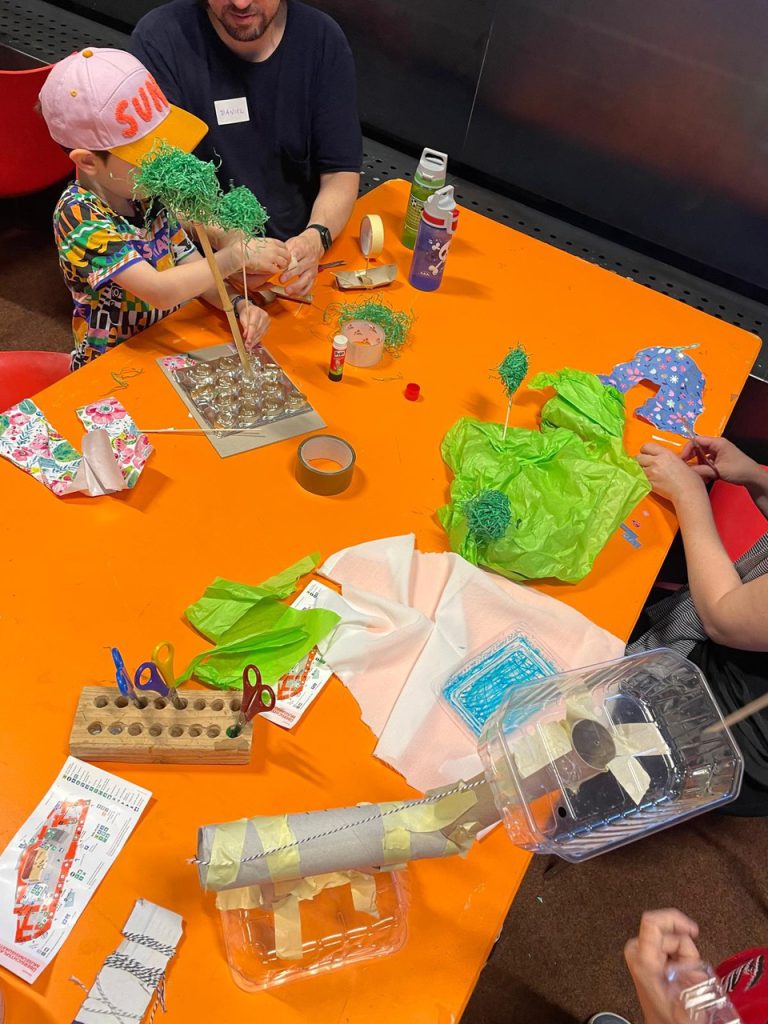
[680,435,759,485]
[237,301,270,352]
[241,237,291,277]
[624,909,702,1024]
[637,443,706,503]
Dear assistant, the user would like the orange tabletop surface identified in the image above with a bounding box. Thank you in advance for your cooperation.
[0,179,759,1023]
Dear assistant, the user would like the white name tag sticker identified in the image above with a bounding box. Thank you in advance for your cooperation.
[214,96,250,126]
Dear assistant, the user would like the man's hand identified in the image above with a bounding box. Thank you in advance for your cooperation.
[625,909,702,1024]
[280,229,324,297]
[637,443,707,503]
[680,435,760,486]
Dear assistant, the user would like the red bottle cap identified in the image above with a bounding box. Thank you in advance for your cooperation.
[404,382,421,401]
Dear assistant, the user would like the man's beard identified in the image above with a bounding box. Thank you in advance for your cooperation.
[204,1,280,42]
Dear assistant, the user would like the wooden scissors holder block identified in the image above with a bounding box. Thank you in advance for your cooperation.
[69,687,253,765]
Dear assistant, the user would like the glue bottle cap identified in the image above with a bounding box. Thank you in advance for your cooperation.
[332,335,348,351]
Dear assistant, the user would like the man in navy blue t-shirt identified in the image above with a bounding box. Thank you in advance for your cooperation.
[131,0,362,297]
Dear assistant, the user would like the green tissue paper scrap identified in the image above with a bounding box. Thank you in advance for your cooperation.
[438,369,650,583]
[182,553,340,689]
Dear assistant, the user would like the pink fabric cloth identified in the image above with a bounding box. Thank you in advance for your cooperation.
[316,535,624,791]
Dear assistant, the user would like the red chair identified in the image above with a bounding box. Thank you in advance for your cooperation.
[0,54,73,196]
[0,351,71,412]
[710,472,768,560]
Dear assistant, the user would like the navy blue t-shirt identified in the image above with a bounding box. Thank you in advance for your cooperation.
[131,0,362,240]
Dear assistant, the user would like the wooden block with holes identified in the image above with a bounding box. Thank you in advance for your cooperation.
[69,687,253,764]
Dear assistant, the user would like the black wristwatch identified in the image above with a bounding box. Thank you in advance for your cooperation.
[307,223,332,252]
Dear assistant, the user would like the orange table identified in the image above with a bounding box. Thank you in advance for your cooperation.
[0,180,758,1023]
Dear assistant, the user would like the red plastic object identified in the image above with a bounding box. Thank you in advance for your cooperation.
[710,471,768,560]
[0,351,70,412]
[404,382,421,401]
[0,60,73,197]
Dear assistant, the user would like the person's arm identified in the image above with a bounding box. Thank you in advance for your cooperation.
[113,241,248,311]
[279,171,360,296]
[279,18,362,297]
[638,443,768,649]
[179,250,270,349]
[624,909,702,1024]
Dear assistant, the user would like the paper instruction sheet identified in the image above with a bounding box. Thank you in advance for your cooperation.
[261,580,336,730]
[0,757,151,982]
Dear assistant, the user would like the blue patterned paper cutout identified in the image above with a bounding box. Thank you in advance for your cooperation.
[442,633,557,736]
[599,345,705,437]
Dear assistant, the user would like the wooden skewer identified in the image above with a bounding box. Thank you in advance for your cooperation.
[140,428,263,436]
[651,434,683,447]
[502,398,512,440]
[193,221,251,375]
[703,690,768,735]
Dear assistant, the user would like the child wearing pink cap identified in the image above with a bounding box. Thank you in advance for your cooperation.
[39,47,289,370]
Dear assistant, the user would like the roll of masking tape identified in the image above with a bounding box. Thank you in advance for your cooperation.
[343,319,385,368]
[359,214,384,258]
[296,435,356,495]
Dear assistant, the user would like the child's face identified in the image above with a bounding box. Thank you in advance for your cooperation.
[70,149,138,201]
[100,154,139,201]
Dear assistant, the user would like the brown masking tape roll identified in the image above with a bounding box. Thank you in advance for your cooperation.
[359,214,384,258]
[296,435,356,495]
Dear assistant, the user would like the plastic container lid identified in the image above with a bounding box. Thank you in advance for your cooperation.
[416,147,448,182]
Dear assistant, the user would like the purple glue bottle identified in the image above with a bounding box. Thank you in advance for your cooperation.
[407,184,459,292]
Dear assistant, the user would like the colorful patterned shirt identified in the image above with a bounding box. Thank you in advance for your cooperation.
[53,183,197,370]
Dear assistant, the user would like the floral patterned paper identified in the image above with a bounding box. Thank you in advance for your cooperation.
[599,345,705,437]
[75,398,152,488]
[159,355,197,371]
[0,400,83,496]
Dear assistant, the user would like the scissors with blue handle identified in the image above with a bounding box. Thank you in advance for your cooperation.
[111,647,136,700]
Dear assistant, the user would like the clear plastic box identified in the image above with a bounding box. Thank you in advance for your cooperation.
[218,869,408,991]
[478,649,743,862]
[666,962,741,1024]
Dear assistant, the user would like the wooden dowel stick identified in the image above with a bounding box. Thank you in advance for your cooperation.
[193,221,251,375]
[704,690,768,735]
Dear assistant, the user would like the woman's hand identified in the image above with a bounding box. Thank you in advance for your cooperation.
[681,435,760,485]
[637,444,707,503]
[237,300,270,351]
[625,909,702,1024]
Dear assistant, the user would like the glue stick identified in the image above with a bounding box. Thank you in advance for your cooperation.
[328,335,348,382]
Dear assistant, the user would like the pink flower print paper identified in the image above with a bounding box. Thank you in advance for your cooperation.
[159,355,196,372]
[599,345,705,437]
[0,399,83,496]
[75,398,152,488]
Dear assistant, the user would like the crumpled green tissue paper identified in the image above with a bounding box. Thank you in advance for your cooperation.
[438,369,650,583]
[181,553,340,688]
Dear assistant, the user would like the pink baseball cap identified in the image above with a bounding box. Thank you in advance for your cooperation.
[39,47,207,165]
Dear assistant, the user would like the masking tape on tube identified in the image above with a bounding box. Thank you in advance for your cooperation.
[205,818,248,889]
[360,213,384,257]
[296,435,355,495]
[253,814,302,882]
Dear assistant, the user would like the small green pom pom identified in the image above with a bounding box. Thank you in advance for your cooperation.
[216,184,269,237]
[465,489,512,542]
[497,345,529,398]
[324,296,415,356]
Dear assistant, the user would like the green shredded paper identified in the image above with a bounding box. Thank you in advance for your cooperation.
[439,369,650,583]
[216,184,269,237]
[181,553,339,689]
[325,296,415,355]
[497,345,529,399]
